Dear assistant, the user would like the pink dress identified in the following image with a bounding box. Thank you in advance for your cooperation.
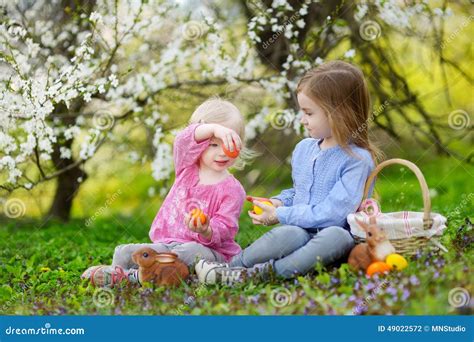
[149,124,245,260]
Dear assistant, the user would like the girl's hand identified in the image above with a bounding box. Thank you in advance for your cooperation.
[270,199,283,208]
[246,196,283,208]
[184,213,212,239]
[248,200,279,226]
[213,125,242,152]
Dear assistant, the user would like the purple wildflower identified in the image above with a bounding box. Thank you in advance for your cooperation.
[386,286,397,296]
[409,275,420,286]
[402,289,410,300]
[365,282,376,291]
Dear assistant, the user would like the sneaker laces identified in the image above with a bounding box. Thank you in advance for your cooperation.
[111,266,128,285]
[219,268,245,285]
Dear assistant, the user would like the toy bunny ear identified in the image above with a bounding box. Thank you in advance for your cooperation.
[355,217,369,231]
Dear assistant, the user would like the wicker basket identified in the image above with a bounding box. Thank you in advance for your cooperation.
[347,158,447,256]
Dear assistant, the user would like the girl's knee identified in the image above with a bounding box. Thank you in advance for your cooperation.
[319,226,354,249]
[270,225,309,243]
[112,244,137,268]
[173,241,203,254]
[171,242,215,264]
[273,259,305,279]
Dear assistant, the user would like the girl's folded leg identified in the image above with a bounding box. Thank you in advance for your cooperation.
[112,242,170,269]
[197,226,354,286]
[229,225,311,268]
[272,226,355,278]
[170,241,225,266]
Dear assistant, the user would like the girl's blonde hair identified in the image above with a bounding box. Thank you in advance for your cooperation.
[297,60,383,163]
[189,97,258,170]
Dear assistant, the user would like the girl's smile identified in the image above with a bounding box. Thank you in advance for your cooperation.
[214,160,229,167]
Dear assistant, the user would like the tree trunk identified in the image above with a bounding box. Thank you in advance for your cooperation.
[47,161,87,221]
[46,101,87,222]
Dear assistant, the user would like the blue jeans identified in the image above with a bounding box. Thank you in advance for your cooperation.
[230,225,355,278]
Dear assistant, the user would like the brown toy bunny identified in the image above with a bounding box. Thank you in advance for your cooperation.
[348,216,395,272]
[132,247,189,287]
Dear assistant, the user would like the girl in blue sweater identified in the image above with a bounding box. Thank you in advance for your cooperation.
[196,60,381,285]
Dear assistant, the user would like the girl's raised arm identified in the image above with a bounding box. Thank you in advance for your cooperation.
[173,124,212,176]
[194,123,217,142]
[196,123,242,152]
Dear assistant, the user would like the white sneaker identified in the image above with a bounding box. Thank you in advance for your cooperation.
[195,259,246,285]
[195,259,228,276]
[199,265,247,285]
[196,260,273,285]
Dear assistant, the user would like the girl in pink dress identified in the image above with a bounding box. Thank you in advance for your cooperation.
[82,99,248,286]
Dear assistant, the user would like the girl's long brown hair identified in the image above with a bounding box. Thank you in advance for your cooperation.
[297,60,383,163]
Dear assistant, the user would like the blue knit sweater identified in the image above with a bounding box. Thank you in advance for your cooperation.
[272,138,375,229]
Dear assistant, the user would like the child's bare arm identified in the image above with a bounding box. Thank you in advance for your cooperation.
[195,123,242,151]
[270,199,283,207]
[194,123,217,142]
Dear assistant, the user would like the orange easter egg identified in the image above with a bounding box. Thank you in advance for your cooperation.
[190,208,207,226]
[222,141,240,158]
[366,261,391,277]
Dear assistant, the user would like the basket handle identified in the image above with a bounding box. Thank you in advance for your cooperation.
[362,158,433,229]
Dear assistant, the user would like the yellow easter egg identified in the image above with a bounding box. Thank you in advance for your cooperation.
[386,253,408,271]
[253,201,273,215]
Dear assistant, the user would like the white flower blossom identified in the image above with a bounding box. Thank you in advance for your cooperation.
[90,11,103,23]
[344,49,356,59]
[60,147,72,159]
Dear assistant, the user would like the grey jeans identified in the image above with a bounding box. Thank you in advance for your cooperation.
[229,225,355,278]
[112,241,226,270]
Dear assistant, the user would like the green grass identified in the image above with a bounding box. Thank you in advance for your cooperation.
[0,155,472,315]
